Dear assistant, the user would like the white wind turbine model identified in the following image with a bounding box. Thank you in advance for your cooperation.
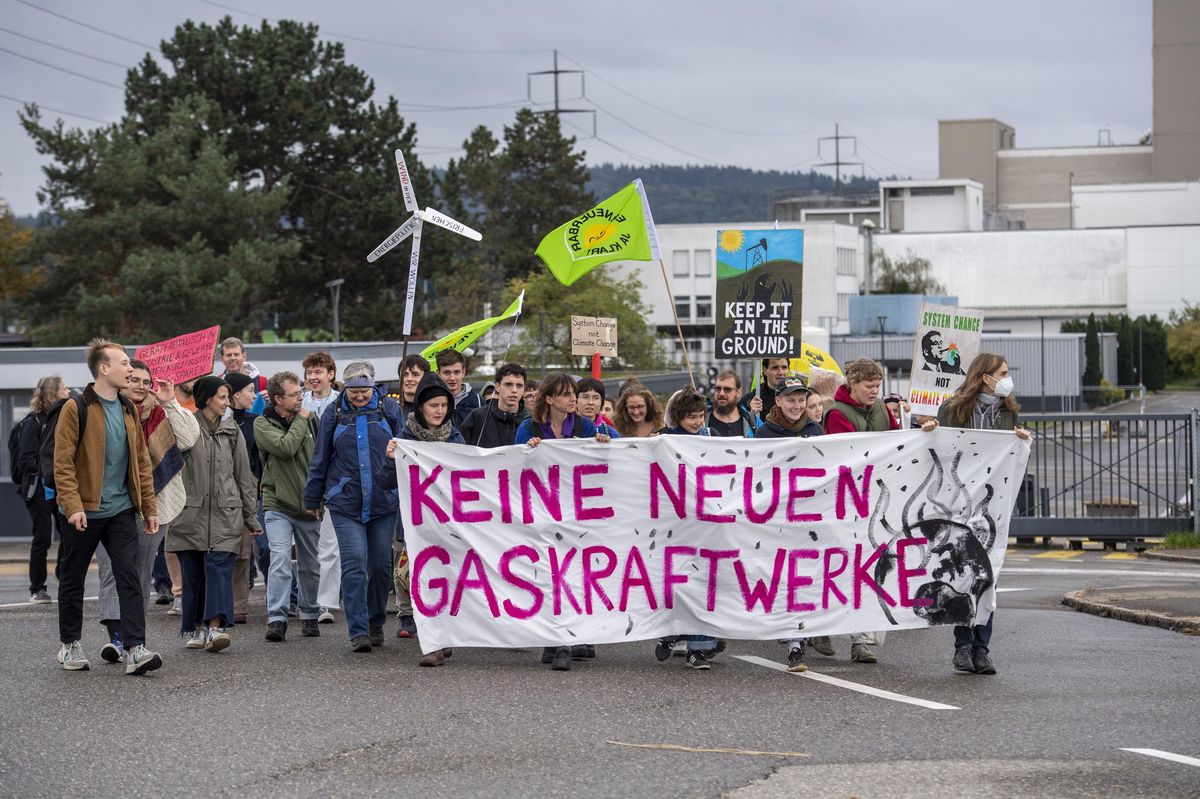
[366,148,482,355]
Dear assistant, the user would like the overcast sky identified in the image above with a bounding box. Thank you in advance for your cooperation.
[0,0,1152,216]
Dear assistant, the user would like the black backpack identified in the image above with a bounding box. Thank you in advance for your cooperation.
[38,396,88,492]
[7,414,36,485]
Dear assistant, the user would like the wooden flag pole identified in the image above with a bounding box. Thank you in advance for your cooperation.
[658,259,696,389]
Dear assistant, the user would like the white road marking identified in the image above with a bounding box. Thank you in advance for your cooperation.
[1120,748,1200,767]
[735,655,960,711]
[1004,567,1200,579]
[996,587,1029,593]
[0,595,97,609]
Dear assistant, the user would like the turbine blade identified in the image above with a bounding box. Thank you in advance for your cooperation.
[395,149,419,213]
[418,207,483,241]
[366,215,418,263]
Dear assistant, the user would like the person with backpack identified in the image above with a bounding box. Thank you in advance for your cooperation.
[169,376,262,654]
[303,361,403,653]
[91,360,199,663]
[12,375,70,604]
[52,339,162,675]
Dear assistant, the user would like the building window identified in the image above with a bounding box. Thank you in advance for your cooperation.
[695,295,712,321]
[675,339,702,352]
[910,186,955,197]
[837,292,852,321]
[672,249,690,277]
[836,246,857,276]
[693,249,712,276]
[674,295,691,322]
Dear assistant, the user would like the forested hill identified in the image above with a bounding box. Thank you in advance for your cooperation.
[586,164,891,224]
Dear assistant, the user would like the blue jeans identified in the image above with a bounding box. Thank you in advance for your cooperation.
[682,635,716,653]
[263,511,322,623]
[330,511,396,640]
[954,612,994,653]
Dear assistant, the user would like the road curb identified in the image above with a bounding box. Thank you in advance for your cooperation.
[1141,550,1200,564]
[1062,589,1200,635]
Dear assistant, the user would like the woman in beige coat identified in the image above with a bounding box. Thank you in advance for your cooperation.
[167,376,261,652]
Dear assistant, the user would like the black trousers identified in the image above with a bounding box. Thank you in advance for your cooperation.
[24,491,60,594]
[57,508,146,647]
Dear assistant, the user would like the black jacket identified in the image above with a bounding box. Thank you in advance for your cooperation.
[754,417,823,439]
[231,408,262,480]
[459,403,530,449]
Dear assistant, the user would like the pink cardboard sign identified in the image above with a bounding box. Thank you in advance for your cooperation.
[134,326,220,384]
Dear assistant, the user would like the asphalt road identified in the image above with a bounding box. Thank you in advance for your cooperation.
[0,550,1197,798]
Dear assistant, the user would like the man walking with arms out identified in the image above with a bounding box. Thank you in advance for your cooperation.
[54,339,163,675]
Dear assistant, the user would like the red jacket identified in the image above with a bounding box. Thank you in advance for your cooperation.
[823,384,899,434]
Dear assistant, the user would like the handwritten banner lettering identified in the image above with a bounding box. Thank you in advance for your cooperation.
[134,326,220,384]
[394,429,1030,654]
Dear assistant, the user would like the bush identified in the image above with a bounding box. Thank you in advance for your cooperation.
[1163,531,1200,549]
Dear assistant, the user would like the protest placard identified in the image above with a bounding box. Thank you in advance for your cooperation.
[908,303,985,415]
[393,429,1029,654]
[134,326,220,384]
[715,229,803,359]
[570,316,618,357]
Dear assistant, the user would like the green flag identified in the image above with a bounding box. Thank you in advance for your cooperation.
[535,179,661,286]
[420,291,524,365]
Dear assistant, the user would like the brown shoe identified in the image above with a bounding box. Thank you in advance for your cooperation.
[419,650,445,667]
[233,613,247,625]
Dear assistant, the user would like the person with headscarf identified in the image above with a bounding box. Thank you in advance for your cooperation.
[168,376,261,654]
[304,361,403,653]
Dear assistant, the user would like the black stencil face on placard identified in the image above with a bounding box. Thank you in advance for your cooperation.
[869,448,996,627]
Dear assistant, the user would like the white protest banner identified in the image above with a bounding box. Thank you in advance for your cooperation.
[570,316,618,357]
[908,303,985,416]
[393,429,1030,654]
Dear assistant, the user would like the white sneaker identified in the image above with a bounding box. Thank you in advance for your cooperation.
[125,644,163,675]
[204,627,231,653]
[167,598,182,616]
[57,641,90,671]
[317,607,335,624]
[184,629,206,649]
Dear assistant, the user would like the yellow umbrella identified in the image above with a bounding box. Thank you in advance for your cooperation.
[789,342,842,377]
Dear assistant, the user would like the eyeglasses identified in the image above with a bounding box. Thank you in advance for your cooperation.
[281,391,303,399]
[130,378,154,387]
[713,386,737,393]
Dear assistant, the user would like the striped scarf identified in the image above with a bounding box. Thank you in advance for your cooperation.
[139,396,184,494]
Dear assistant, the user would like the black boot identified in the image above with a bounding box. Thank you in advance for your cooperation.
[550,646,572,671]
[953,645,975,673]
[972,648,997,675]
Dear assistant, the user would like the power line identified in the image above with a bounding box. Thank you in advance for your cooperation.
[13,0,161,54]
[0,44,125,90]
[0,92,114,125]
[558,51,828,140]
[0,25,130,69]
[198,0,549,55]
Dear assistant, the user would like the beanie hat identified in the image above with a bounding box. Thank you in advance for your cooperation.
[225,372,255,396]
[193,376,230,411]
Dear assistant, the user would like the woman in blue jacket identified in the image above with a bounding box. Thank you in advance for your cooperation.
[304,361,403,653]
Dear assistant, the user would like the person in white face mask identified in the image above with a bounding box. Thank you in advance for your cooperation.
[937,353,1031,676]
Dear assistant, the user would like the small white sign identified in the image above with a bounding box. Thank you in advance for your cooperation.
[570,315,618,357]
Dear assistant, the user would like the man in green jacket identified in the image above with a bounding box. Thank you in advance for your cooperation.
[254,371,322,642]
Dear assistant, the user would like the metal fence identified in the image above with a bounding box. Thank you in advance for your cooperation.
[1011,411,1198,540]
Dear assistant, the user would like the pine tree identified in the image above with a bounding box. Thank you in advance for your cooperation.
[1082,313,1101,403]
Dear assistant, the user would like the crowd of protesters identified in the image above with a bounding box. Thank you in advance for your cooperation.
[14,337,1027,678]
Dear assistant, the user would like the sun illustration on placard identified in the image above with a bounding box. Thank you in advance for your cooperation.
[718,229,745,253]
[582,221,618,248]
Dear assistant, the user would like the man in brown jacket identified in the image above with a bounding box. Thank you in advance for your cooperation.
[54,338,162,676]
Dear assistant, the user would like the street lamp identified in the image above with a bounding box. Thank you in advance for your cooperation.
[860,218,876,295]
[326,278,345,342]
